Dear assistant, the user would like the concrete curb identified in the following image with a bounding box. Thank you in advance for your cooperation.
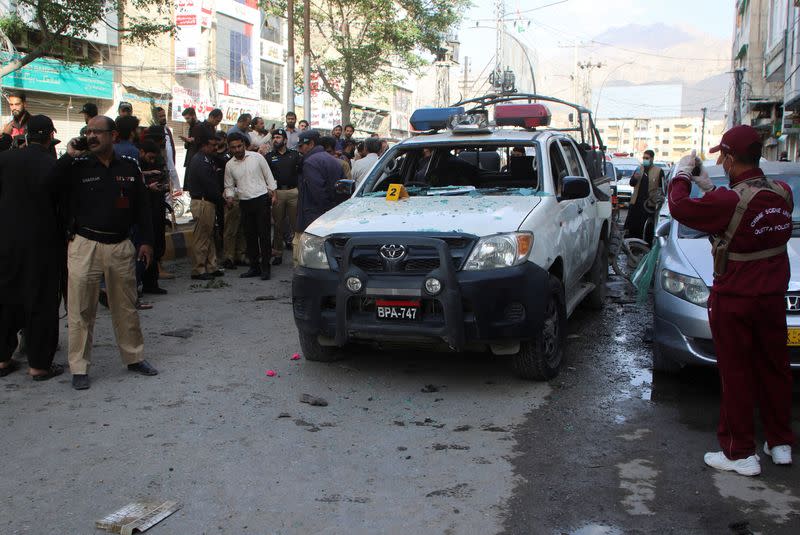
[163,227,193,261]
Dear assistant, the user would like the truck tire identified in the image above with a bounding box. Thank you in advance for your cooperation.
[511,276,566,380]
[586,241,607,309]
[299,332,344,362]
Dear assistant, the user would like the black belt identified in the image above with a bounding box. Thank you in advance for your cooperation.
[77,227,128,244]
[277,185,297,190]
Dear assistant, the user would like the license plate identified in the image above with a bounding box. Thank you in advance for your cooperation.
[788,328,800,346]
[376,299,420,321]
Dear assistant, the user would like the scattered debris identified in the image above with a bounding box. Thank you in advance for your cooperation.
[420,384,439,393]
[393,421,405,427]
[96,501,181,535]
[254,295,277,301]
[290,353,301,360]
[432,443,470,451]
[315,494,369,504]
[160,329,192,339]
[453,425,472,432]
[425,483,473,498]
[397,446,407,451]
[482,425,508,433]
[299,393,328,406]
[277,412,291,419]
[265,370,276,377]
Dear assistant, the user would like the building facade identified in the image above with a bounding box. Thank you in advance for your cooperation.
[597,116,725,163]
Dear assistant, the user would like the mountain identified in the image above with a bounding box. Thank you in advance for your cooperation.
[593,23,694,51]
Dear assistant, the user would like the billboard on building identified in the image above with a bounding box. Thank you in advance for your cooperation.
[1,53,113,99]
[174,0,202,73]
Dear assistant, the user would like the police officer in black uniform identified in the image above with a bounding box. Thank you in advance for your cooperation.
[56,115,159,390]
[266,128,302,265]
[0,115,64,381]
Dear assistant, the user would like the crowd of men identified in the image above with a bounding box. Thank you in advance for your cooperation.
[0,91,385,390]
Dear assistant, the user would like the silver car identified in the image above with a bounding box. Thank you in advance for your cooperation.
[652,162,800,372]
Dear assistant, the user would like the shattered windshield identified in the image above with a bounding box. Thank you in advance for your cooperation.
[358,142,547,198]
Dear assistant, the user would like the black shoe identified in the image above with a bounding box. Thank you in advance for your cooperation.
[271,256,283,266]
[260,271,271,280]
[222,259,237,270]
[128,360,158,376]
[285,241,293,250]
[31,363,64,382]
[98,290,109,308]
[210,270,225,277]
[142,286,168,295]
[240,267,262,278]
[191,273,214,281]
[72,374,90,390]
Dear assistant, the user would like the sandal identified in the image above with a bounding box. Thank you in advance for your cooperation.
[0,360,20,377]
[136,300,154,310]
[31,363,65,382]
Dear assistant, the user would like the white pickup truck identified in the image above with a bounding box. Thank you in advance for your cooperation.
[292,95,612,380]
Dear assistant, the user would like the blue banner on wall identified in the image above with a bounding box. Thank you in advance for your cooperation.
[1,54,114,99]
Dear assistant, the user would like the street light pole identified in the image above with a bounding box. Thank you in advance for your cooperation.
[593,61,634,119]
[287,0,294,113]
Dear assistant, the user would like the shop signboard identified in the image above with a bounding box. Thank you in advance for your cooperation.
[0,53,113,99]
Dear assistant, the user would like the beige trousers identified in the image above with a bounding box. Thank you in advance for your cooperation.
[272,188,298,255]
[67,235,144,374]
[292,232,302,267]
[190,198,218,275]
[223,199,246,262]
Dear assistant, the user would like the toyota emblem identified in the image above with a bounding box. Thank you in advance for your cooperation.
[379,244,407,261]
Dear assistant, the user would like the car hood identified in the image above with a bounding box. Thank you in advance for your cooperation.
[306,195,543,237]
[678,237,800,290]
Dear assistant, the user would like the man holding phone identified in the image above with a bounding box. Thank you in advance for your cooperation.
[56,116,159,390]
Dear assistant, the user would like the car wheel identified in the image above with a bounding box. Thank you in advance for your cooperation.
[299,331,344,362]
[652,341,682,373]
[586,241,607,309]
[511,276,566,380]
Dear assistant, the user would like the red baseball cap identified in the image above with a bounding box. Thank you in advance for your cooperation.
[709,124,761,155]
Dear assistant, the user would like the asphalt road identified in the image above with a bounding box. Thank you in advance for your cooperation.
[1,261,798,534]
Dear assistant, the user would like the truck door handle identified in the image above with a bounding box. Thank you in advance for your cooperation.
[590,199,596,205]
[577,207,584,215]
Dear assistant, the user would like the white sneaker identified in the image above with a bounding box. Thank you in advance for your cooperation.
[704,451,761,476]
[763,443,793,465]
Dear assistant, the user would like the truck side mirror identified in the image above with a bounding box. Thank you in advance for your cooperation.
[335,179,355,197]
[560,176,590,200]
[656,219,672,238]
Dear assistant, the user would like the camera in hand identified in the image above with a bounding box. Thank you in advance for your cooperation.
[73,136,89,151]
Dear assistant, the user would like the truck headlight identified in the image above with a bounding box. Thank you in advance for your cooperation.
[298,233,330,269]
[464,232,533,271]
[661,268,709,307]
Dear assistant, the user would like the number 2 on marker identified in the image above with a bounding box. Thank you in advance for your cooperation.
[386,183,402,201]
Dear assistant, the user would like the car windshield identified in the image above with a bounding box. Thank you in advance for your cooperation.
[615,165,637,180]
[358,142,547,197]
[679,173,800,238]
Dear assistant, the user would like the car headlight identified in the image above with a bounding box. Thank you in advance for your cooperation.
[661,268,709,307]
[298,233,330,269]
[464,232,533,271]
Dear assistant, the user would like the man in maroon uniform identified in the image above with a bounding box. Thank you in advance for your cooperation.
[668,125,794,476]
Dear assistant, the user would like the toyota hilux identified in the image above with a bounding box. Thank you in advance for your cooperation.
[292,94,612,380]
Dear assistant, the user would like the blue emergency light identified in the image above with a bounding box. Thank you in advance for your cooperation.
[409,107,465,132]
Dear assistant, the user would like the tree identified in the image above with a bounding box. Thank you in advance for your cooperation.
[264,0,468,125]
[0,0,174,77]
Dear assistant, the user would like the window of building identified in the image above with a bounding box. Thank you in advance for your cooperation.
[663,128,670,133]
[768,0,788,50]
[262,15,283,44]
[663,139,669,144]
[217,14,254,88]
[662,151,669,157]
[623,128,630,133]
[261,61,281,103]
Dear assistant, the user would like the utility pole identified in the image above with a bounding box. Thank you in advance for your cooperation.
[492,0,505,92]
[700,107,708,157]
[286,0,295,113]
[577,61,603,109]
[303,0,311,123]
[733,68,744,126]
[462,56,469,99]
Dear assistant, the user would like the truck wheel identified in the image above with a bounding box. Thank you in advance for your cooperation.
[586,241,607,309]
[299,332,344,362]
[652,341,681,374]
[511,276,566,380]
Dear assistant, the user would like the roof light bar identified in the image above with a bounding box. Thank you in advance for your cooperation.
[409,107,465,132]
[495,103,552,128]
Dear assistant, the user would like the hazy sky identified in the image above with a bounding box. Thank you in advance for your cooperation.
[458,0,735,76]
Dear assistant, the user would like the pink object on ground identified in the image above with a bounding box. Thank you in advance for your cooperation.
[265,370,276,377]
[291,353,301,360]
